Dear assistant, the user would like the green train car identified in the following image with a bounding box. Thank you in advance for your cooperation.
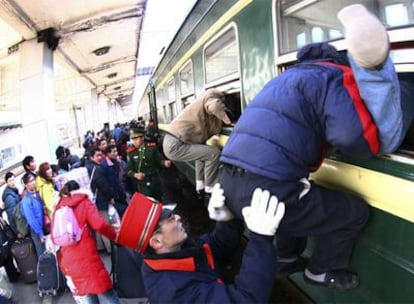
[138,0,414,302]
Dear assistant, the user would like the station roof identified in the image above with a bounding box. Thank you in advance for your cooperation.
[0,0,146,110]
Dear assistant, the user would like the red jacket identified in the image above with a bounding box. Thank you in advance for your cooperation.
[56,192,116,295]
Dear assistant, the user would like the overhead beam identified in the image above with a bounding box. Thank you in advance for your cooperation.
[0,0,36,38]
[81,56,137,74]
[58,7,144,37]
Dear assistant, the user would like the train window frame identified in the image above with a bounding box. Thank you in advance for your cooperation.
[179,60,195,98]
[162,105,168,124]
[273,0,414,70]
[272,0,414,162]
[168,101,178,122]
[203,23,241,88]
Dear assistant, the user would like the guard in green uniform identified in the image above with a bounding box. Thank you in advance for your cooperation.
[127,127,171,201]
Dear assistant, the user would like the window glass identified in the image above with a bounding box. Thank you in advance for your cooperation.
[311,27,324,43]
[385,3,409,26]
[179,61,194,96]
[296,32,306,49]
[205,27,239,84]
[277,0,414,54]
[328,29,342,40]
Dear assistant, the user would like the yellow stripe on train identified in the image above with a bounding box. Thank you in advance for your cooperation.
[311,159,414,224]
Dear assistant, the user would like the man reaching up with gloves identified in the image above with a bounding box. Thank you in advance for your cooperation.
[117,187,284,304]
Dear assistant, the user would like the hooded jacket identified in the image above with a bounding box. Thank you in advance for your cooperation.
[56,191,116,296]
[142,220,277,304]
[168,88,231,144]
[221,43,380,181]
[35,176,58,217]
[2,186,20,231]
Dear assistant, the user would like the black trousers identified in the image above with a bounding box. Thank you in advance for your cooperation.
[4,254,19,282]
[219,164,369,273]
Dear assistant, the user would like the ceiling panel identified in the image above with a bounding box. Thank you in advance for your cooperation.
[0,0,146,111]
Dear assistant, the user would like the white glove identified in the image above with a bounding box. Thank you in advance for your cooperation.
[207,183,234,221]
[242,188,285,236]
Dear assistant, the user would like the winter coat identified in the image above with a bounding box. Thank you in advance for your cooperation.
[1,186,20,232]
[35,176,58,217]
[221,43,380,181]
[56,192,116,296]
[101,157,126,203]
[168,89,231,144]
[20,190,45,237]
[142,221,277,304]
[85,160,114,211]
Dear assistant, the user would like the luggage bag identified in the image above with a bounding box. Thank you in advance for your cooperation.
[37,251,66,296]
[10,238,37,283]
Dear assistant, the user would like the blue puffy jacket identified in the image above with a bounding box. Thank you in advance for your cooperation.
[221,43,380,181]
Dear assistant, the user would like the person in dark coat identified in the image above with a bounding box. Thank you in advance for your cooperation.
[1,172,20,233]
[101,145,127,217]
[117,187,285,304]
[85,147,116,254]
[55,181,119,303]
[218,4,414,290]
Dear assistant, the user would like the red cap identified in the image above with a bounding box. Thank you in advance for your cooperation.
[117,192,163,253]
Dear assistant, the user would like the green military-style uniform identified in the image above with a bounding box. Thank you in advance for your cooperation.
[127,128,166,201]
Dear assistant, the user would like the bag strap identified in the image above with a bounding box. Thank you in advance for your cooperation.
[89,166,96,187]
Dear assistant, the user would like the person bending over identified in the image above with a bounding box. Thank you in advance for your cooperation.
[218,4,414,290]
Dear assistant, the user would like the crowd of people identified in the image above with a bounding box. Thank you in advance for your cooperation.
[0,4,413,304]
[0,117,169,303]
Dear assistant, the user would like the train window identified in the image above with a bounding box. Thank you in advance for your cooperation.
[385,3,409,26]
[222,91,242,124]
[276,0,414,55]
[168,102,178,122]
[167,78,175,102]
[179,61,194,96]
[204,26,239,85]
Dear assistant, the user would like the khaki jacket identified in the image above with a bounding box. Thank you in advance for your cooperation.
[168,89,231,144]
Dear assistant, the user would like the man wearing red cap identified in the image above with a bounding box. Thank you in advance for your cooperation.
[117,187,285,303]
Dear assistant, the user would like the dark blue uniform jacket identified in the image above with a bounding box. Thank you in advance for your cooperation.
[221,43,380,181]
[142,221,277,304]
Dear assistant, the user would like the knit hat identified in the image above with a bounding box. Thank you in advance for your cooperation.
[337,4,389,69]
[117,192,163,253]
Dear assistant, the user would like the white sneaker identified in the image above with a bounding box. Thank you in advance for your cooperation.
[0,287,12,299]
